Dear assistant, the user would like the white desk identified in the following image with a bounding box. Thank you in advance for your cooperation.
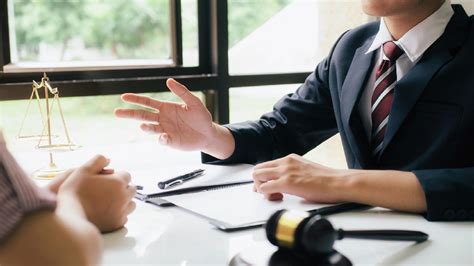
[13,140,474,265]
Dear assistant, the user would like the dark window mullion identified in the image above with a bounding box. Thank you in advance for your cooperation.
[0,0,11,68]
[212,0,229,124]
[229,72,312,88]
[170,0,183,66]
[197,0,212,73]
[0,74,218,101]
[0,66,205,85]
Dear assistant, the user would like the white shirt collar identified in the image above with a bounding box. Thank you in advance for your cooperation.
[366,0,454,62]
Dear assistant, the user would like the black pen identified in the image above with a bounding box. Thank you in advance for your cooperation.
[158,169,205,190]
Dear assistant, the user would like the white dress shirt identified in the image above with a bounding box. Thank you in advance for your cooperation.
[358,0,454,140]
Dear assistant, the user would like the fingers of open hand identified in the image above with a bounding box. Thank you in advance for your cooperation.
[114,108,160,123]
[158,133,170,145]
[120,93,163,110]
[166,78,201,107]
[140,123,164,134]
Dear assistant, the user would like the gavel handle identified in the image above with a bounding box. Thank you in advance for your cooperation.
[337,229,429,243]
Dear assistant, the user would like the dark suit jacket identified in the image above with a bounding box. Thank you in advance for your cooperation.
[203,5,474,221]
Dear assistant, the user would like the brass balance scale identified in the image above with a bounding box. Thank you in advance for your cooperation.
[17,73,80,179]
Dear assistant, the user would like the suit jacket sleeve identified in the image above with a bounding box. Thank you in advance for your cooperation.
[202,55,339,165]
[202,31,352,165]
[413,167,474,221]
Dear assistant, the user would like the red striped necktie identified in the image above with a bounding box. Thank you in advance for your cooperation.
[371,41,404,157]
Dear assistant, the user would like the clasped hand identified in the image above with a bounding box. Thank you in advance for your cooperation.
[48,155,136,233]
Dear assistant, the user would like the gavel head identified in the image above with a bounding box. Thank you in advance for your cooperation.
[265,210,338,255]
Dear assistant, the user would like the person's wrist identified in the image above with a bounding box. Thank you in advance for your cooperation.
[201,122,218,153]
[202,123,235,159]
[56,190,87,219]
[331,169,363,202]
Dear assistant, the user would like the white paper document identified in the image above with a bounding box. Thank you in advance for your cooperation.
[162,183,332,227]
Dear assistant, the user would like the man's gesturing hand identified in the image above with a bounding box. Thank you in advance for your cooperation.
[114,78,214,151]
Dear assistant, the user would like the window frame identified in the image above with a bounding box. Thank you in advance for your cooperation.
[0,0,312,124]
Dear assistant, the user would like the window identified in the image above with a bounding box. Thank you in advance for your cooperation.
[228,0,372,74]
[1,0,374,146]
[7,0,173,72]
[229,84,296,123]
[1,0,210,103]
[181,0,199,66]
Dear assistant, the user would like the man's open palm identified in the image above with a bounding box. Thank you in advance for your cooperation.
[115,78,214,151]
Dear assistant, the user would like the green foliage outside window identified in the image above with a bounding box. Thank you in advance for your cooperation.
[10,0,290,61]
[11,0,170,61]
[1,0,293,140]
[228,0,289,47]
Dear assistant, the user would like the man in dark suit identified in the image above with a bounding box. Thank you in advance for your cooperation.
[115,0,474,221]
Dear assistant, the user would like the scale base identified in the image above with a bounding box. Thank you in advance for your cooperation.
[33,163,64,180]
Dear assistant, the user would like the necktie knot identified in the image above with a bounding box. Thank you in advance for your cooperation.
[383,41,404,62]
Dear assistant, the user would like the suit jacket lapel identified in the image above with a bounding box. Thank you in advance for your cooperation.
[340,40,376,168]
[381,6,469,155]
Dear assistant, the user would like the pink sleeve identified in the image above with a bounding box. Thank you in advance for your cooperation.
[0,134,56,243]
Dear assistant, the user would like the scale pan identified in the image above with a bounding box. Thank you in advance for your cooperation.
[36,143,82,152]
